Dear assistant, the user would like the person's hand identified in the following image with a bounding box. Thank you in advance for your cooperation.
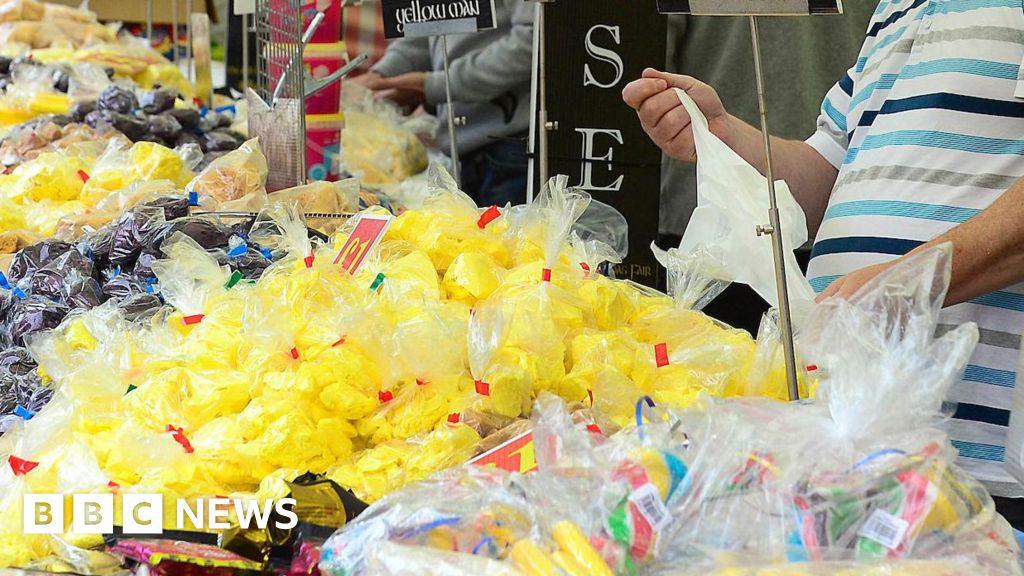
[374,72,427,110]
[622,68,732,162]
[815,261,896,303]
[348,71,384,89]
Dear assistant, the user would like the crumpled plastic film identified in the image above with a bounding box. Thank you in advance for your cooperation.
[184,138,268,207]
[388,165,510,275]
[339,85,433,186]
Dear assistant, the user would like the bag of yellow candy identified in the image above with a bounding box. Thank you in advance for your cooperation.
[388,165,510,276]
[340,85,432,186]
[81,140,198,205]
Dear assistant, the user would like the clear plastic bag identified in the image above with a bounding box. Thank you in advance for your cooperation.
[673,88,816,321]
[150,232,231,320]
[644,245,1014,573]
[184,137,268,206]
[339,85,433,186]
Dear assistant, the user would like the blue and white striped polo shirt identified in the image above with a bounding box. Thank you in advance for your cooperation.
[806,0,1024,497]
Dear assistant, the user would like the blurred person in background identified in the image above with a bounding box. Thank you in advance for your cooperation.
[352,0,534,207]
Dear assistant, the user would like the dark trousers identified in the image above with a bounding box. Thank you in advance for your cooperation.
[994,497,1024,531]
[460,138,528,207]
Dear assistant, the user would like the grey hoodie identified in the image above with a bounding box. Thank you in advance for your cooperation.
[372,0,534,156]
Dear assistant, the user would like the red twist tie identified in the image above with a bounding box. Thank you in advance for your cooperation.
[378,390,394,403]
[580,262,591,276]
[474,380,490,396]
[654,343,670,368]
[290,347,300,360]
[447,413,460,424]
[182,314,205,326]
[332,336,346,347]
[166,425,194,454]
[476,205,501,229]
[586,424,603,435]
[541,268,552,283]
[77,169,90,183]
[108,481,120,491]
[304,251,315,269]
[805,364,818,372]
[8,455,38,476]
[416,378,428,386]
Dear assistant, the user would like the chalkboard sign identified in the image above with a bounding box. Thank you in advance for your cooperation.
[381,0,497,39]
[537,0,667,288]
[657,0,842,15]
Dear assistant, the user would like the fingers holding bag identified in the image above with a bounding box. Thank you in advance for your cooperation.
[622,68,731,163]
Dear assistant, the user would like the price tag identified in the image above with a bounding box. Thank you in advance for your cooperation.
[334,215,393,275]
[381,0,498,39]
[470,430,538,474]
[656,0,842,15]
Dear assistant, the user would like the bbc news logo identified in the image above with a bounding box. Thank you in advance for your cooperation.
[23,494,298,534]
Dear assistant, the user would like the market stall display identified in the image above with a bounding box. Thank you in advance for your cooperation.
[0,165,798,569]
[319,247,1021,576]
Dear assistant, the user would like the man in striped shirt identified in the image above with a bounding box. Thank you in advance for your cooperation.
[624,0,1024,519]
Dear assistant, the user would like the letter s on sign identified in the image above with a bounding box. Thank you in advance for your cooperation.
[584,25,624,89]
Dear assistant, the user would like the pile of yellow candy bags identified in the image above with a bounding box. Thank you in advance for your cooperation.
[0,167,791,567]
[0,137,199,238]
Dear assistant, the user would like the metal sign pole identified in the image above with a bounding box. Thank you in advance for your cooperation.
[536,0,548,188]
[242,14,250,90]
[186,0,194,83]
[749,15,800,401]
[441,34,462,186]
[172,0,179,64]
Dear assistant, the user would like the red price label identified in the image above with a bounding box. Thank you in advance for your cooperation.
[333,215,393,275]
[469,430,538,474]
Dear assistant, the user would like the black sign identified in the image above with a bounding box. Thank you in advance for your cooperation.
[657,0,842,15]
[539,0,666,288]
[381,0,497,39]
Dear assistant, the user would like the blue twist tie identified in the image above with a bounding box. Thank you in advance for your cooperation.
[111,265,122,279]
[260,247,273,260]
[14,405,34,420]
[0,271,9,290]
[227,243,248,258]
[188,191,199,206]
[635,396,655,442]
[12,287,27,300]
[471,537,493,555]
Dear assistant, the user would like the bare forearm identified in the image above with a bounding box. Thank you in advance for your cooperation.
[725,115,838,237]
[907,179,1024,305]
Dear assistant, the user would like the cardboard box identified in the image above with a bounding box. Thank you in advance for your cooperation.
[45,0,218,24]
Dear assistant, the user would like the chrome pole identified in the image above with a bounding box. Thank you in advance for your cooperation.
[749,15,800,401]
[441,34,461,185]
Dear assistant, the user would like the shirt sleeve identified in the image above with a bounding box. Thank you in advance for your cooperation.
[423,0,535,105]
[372,36,432,78]
[805,68,856,169]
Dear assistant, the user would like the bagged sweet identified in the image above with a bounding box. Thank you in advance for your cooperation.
[388,165,510,275]
[185,137,268,206]
[340,85,433,186]
[644,246,1018,573]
